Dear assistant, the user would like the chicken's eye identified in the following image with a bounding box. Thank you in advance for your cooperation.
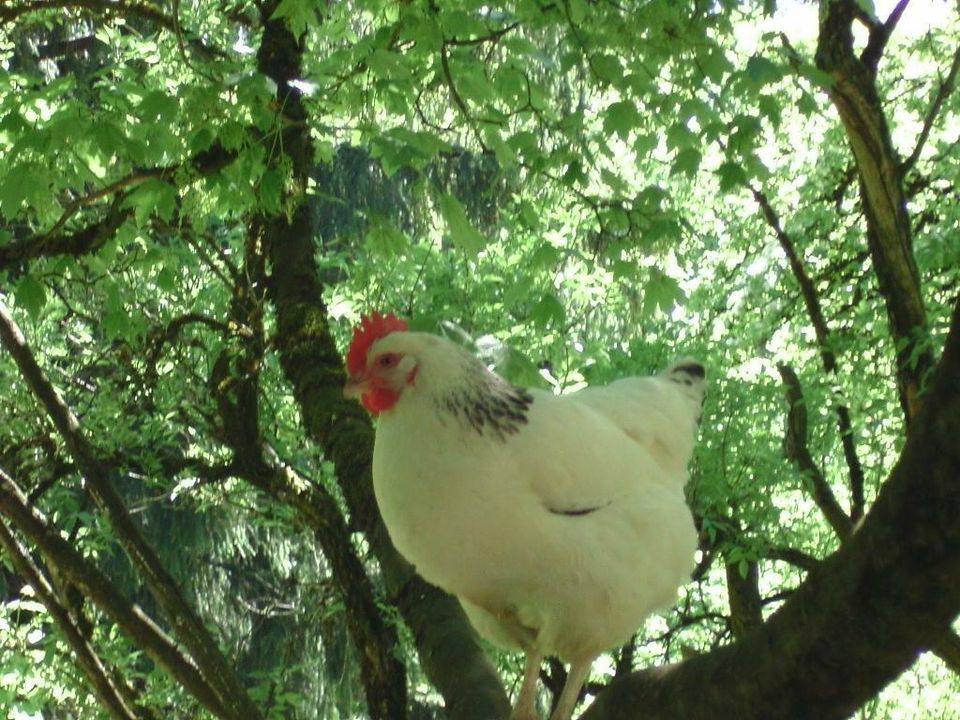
[377,354,399,368]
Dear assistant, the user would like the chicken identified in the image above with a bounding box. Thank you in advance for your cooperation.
[344,313,704,720]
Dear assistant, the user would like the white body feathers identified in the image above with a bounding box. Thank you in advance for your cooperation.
[367,331,704,667]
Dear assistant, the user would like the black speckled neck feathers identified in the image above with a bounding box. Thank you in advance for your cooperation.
[434,358,533,441]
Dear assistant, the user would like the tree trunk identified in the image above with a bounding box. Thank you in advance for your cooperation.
[251,4,510,718]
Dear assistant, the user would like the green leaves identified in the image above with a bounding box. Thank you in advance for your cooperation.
[672,148,702,178]
[15,275,46,318]
[365,213,410,258]
[439,194,487,256]
[123,179,178,225]
[666,122,698,152]
[367,49,411,83]
[370,128,450,175]
[745,55,783,87]
[531,292,566,329]
[0,162,50,220]
[259,168,285,215]
[271,0,317,37]
[717,161,749,192]
[642,267,685,317]
[591,54,624,85]
[604,101,641,140]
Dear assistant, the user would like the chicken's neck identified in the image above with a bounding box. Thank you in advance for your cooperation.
[425,355,535,441]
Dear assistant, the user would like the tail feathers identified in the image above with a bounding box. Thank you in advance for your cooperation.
[663,359,707,420]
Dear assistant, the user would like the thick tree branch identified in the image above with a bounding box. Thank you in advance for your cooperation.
[0,301,261,720]
[0,467,227,718]
[0,0,228,59]
[766,535,960,676]
[0,513,145,720]
[36,34,105,59]
[726,561,763,639]
[0,198,129,270]
[764,546,819,572]
[0,0,170,27]
[816,0,934,423]
[932,632,960,675]
[582,296,960,720]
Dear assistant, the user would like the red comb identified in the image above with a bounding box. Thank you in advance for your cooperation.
[346,312,409,374]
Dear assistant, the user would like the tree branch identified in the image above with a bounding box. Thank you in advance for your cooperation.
[0,513,145,720]
[0,0,228,59]
[0,301,262,720]
[726,561,763,639]
[440,42,472,121]
[208,225,408,720]
[931,632,960,675]
[816,0,934,423]
[582,296,960,720]
[777,364,853,540]
[902,42,960,173]
[245,5,414,716]
[0,467,227,718]
[0,143,236,271]
[752,187,866,518]
[250,2,509,715]
[0,198,129,270]
[763,546,819,572]
[860,0,910,71]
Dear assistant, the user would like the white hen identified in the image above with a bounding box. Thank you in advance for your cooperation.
[344,314,704,720]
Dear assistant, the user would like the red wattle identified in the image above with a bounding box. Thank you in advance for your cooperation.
[362,387,401,415]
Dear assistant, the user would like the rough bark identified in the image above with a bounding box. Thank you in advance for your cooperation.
[725,561,763,640]
[580,297,960,720]
[249,2,510,718]
[815,0,934,422]
[249,4,406,718]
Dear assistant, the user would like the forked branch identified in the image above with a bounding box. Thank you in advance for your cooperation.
[0,301,262,720]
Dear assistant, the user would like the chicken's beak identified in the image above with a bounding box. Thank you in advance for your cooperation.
[343,374,368,399]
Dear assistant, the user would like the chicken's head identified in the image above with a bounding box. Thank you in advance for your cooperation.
[344,313,415,414]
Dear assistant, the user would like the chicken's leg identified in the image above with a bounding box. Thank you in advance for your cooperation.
[548,658,592,720]
[511,651,543,720]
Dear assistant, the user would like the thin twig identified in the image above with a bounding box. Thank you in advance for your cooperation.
[902,43,960,172]
[753,187,867,518]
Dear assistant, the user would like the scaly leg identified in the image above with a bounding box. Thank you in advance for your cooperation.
[548,658,593,720]
[511,651,544,720]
